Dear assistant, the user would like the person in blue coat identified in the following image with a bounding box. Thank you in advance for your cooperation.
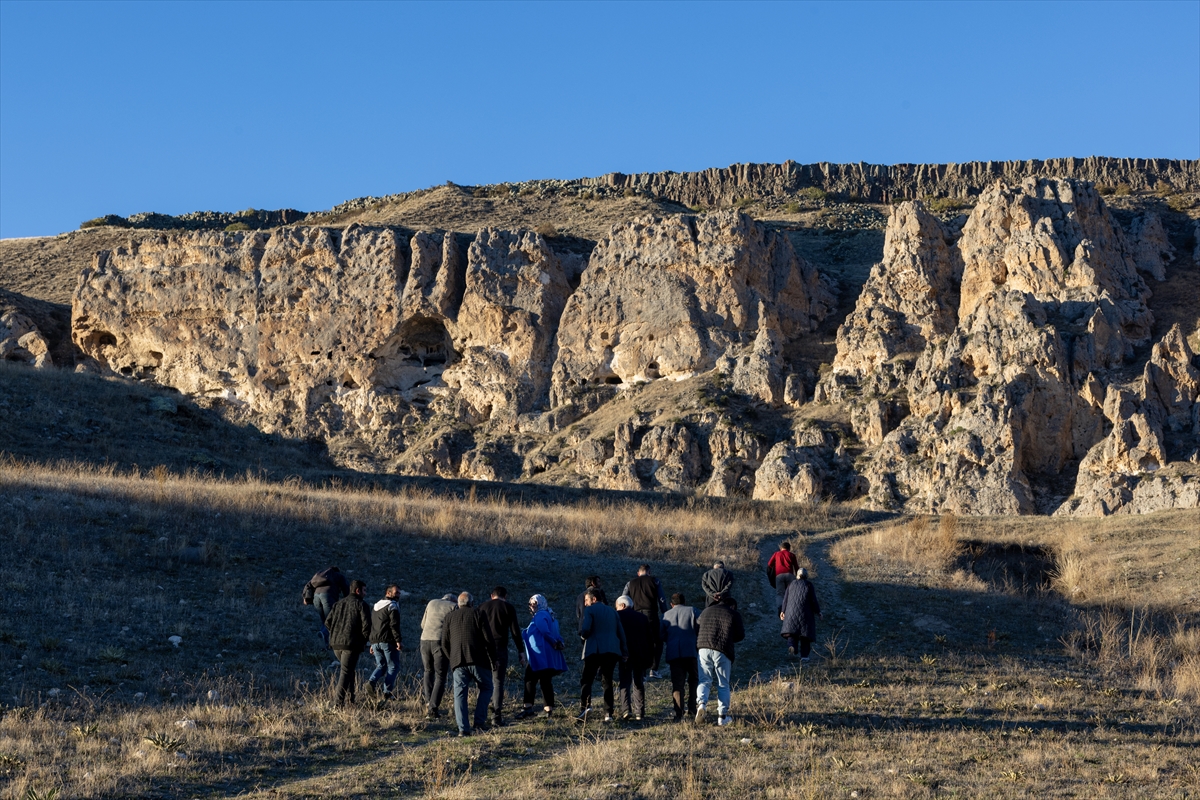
[515,594,567,719]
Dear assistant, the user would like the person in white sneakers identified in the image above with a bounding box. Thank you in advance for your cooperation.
[694,592,744,726]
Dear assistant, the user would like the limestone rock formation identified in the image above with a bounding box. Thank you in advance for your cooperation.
[1061,323,1200,515]
[0,305,52,368]
[832,178,1170,515]
[751,427,836,504]
[73,225,570,469]
[1127,212,1175,281]
[551,211,833,407]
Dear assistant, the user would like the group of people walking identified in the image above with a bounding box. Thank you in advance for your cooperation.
[300,542,821,736]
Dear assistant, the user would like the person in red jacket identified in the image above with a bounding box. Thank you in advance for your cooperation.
[766,542,799,611]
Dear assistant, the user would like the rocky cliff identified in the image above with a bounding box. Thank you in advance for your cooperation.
[823,178,1198,516]
[583,158,1200,207]
[64,178,1200,515]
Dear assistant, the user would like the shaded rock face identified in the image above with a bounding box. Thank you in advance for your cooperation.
[830,178,1191,516]
[1,305,53,368]
[552,211,833,407]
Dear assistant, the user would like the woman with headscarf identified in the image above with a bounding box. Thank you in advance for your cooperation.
[515,593,567,719]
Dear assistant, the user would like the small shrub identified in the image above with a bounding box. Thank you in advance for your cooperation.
[783,201,801,214]
[798,187,827,201]
[224,222,251,232]
[1096,184,1115,196]
[923,195,974,214]
[144,733,183,752]
[1166,193,1195,212]
[733,197,756,209]
[623,187,637,198]
[518,186,536,196]
[38,636,60,652]
[535,223,558,239]
[39,658,67,675]
[80,214,129,229]
[1115,183,1132,196]
[98,646,127,664]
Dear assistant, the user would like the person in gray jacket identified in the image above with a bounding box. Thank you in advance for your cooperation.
[660,593,699,722]
[576,588,627,723]
[420,593,457,719]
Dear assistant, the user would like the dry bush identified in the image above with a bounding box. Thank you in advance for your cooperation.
[830,515,962,577]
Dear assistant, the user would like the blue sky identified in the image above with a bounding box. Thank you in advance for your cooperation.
[1,0,1197,238]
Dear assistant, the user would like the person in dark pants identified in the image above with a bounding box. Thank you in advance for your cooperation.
[419,593,457,719]
[368,584,403,699]
[780,567,822,661]
[701,561,734,608]
[325,579,371,706]
[441,592,496,737]
[615,595,652,721]
[302,566,349,646]
[661,592,699,722]
[576,576,607,631]
[478,586,525,726]
[577,588,627,723]
[516,593,567,719]
[623,565,667,677]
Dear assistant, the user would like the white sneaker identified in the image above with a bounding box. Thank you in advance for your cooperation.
[718,715,733,726]
[694,705,706,724]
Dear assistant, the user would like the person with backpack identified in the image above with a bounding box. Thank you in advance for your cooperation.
[325,579,371,706]
[302,566,349,645]
[766,542,800,611]
[515,593,567,719]
[478,586,525,726]
[780,567,822,662]
[695,590,745,727]
[661,592,699,723]
[368,584,403,699]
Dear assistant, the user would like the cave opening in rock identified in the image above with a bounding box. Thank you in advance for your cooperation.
[371,316,458,393]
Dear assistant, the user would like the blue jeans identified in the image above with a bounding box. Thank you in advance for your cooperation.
[369,643,401,694]
[313,592,338,646]
[452,665,494,734]
[697,648,732,717]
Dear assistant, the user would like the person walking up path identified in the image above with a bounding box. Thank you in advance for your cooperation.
[576,576,608,630]
[516,593,567,719]
[661,593,699,723]
[701,561,734,608]
[695,591,744,726]
[302,566,349,646]
[325,579,371,706]
[442,592,496,737]
[420,593,458,719]
[577,588,627,723]
[368,584,403,699]
[780,567,822,662]
[766,542,799,612]
[615,595,652,721]
[623,565,667,677]
[478,586,525,726]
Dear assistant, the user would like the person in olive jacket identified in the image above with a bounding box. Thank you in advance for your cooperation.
[695,591,745,726]
[325,579,371,706]
[441,592,496,736]
[615,595,652,721]
[577,588,628,722]
[368,584,403,699]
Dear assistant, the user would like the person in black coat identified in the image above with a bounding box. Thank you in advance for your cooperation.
[325,579,371,706]
[615,595,652,720]
[779,567,822,661]
[623,565,667,676]
[695,592,745,725]
[477,586,526,725]
[441,592,496,736]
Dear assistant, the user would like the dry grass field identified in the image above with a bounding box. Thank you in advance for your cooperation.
[0,449,1197,798]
